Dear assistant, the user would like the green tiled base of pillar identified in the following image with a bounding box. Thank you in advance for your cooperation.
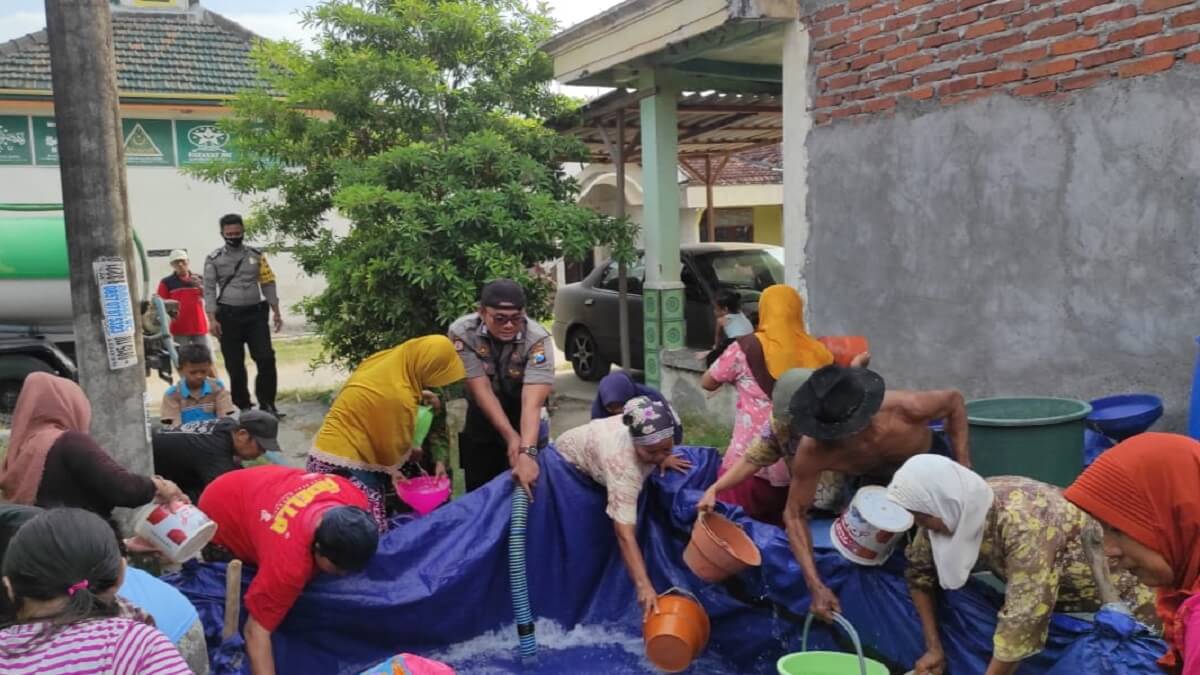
[662,321,684,351]
[644,323,660,351]
[661,288,684,321]
[644,351,661,389]
[661,288,685,349]
[643,288,662,388]
[643,288,660,321]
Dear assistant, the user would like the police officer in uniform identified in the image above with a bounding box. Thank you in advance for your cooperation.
[203,213,284,417]
[449,280,554,496]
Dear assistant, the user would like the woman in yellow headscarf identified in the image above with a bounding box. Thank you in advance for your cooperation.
[307,335,466,528]
[755,284,834,376]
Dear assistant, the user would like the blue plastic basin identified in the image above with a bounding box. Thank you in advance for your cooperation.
[1087,394,1163,441]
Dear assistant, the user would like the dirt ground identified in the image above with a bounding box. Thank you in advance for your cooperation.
[139,336,598,467]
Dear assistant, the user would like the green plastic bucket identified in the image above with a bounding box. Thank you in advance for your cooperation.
[413,405,434,448]
[777,651,889,675]
[967,396,1093,487]
[778,613,889,675]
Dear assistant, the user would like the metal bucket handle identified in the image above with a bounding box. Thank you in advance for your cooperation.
[801,611,870,675]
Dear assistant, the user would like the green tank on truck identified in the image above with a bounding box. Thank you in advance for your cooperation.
[0,204,172,419]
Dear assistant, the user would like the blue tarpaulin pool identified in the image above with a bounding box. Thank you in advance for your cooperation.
[167,445,1166,674]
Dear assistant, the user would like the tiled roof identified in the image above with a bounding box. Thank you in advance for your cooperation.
[683,145,781,187]
[713,145,781,186]
[0,3,267,98]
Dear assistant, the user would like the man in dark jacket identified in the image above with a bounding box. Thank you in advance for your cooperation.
[152,410,281,502]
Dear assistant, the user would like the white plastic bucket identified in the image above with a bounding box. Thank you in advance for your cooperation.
[830,486,913,566]
[134,499,218,563]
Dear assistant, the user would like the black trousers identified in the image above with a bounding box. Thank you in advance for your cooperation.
[216,302,277,409]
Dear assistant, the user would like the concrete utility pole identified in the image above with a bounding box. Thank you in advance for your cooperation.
[45,0,152,475]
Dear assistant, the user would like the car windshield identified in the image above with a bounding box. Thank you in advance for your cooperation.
[696,249,784,295]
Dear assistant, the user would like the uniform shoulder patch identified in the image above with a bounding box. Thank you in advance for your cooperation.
[529,341,547,365]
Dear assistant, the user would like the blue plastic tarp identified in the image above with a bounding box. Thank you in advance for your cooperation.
[167,445,1167,674]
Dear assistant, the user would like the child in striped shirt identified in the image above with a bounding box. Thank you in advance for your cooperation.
[0,508,190,675]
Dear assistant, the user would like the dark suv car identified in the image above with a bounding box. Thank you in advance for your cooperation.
[552,243,784,380]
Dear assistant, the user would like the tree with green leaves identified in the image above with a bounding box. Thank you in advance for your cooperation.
[193,0,632,367]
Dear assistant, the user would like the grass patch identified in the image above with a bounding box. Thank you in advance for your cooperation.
[210,335,326,369]
[272,336,326,366]
[681,414,732,452]
[275,385,339,406]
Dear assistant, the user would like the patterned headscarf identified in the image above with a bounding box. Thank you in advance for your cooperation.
[622,396,676,447]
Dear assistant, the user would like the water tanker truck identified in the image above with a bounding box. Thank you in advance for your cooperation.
[0,204,172,418]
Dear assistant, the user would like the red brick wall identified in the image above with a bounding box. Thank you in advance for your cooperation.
[805,0,1200,123]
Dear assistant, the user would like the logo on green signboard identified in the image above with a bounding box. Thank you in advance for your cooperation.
[121,119,175,166]
[125,123,165,161]
[33,117,58,165]
[0,116,30,165]
[188,125,228,150]
[177,121,235,165]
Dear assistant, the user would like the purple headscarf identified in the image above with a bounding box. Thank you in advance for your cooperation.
[591,372,683,443]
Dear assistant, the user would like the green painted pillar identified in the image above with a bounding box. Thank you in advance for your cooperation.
[638,69,684,389]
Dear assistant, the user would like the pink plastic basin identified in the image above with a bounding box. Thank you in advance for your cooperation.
[396,476,451,516]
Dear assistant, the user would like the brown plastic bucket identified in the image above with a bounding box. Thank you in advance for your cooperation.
[643,588,710,672]
[818,336,870,367]
[683,513,762,582]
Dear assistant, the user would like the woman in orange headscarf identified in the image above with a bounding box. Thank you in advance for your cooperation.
[755,284,835,377]
[699,285,837,524]
[1064,433,1200,674]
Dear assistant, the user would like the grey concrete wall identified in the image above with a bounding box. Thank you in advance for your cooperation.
[805,69,1200,431]
[661,348,737,428]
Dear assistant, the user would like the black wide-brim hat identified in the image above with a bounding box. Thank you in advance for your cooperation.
[788,365,886,441]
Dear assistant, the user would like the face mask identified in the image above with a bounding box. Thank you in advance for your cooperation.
[224,236,244,248]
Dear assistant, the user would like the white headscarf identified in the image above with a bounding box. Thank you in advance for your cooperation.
[887,454,994,590]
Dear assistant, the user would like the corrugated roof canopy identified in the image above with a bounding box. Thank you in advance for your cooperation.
[557,88,782,164]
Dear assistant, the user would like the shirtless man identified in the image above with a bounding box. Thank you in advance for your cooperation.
[782,365,971,621]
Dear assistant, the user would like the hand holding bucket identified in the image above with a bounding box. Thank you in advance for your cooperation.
[776,612,888,675]
[133,498,218,563]
[643,587,710,673]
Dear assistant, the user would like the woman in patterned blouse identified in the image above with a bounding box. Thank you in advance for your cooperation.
[887,454,1157,675]
[555,397,691,618]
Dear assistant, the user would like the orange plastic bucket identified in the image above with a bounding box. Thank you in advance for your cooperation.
[683,513,762,583]
[818,336,869,367]
[643,588,710,672]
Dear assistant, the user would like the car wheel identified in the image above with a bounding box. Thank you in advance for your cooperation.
[569,328,611,381]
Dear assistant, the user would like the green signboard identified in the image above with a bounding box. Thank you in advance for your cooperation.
[0,116,32,165]
[121,119,175,166]
[32,116,60,165]
[176,120,235,165]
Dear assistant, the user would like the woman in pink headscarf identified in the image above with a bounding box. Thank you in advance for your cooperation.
[1,373,181,530]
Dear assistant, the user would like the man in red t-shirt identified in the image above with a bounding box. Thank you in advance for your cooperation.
[157,249,210,348]
[199,466,378,675]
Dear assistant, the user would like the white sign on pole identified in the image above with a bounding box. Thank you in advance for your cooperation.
[93,257,139,370]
